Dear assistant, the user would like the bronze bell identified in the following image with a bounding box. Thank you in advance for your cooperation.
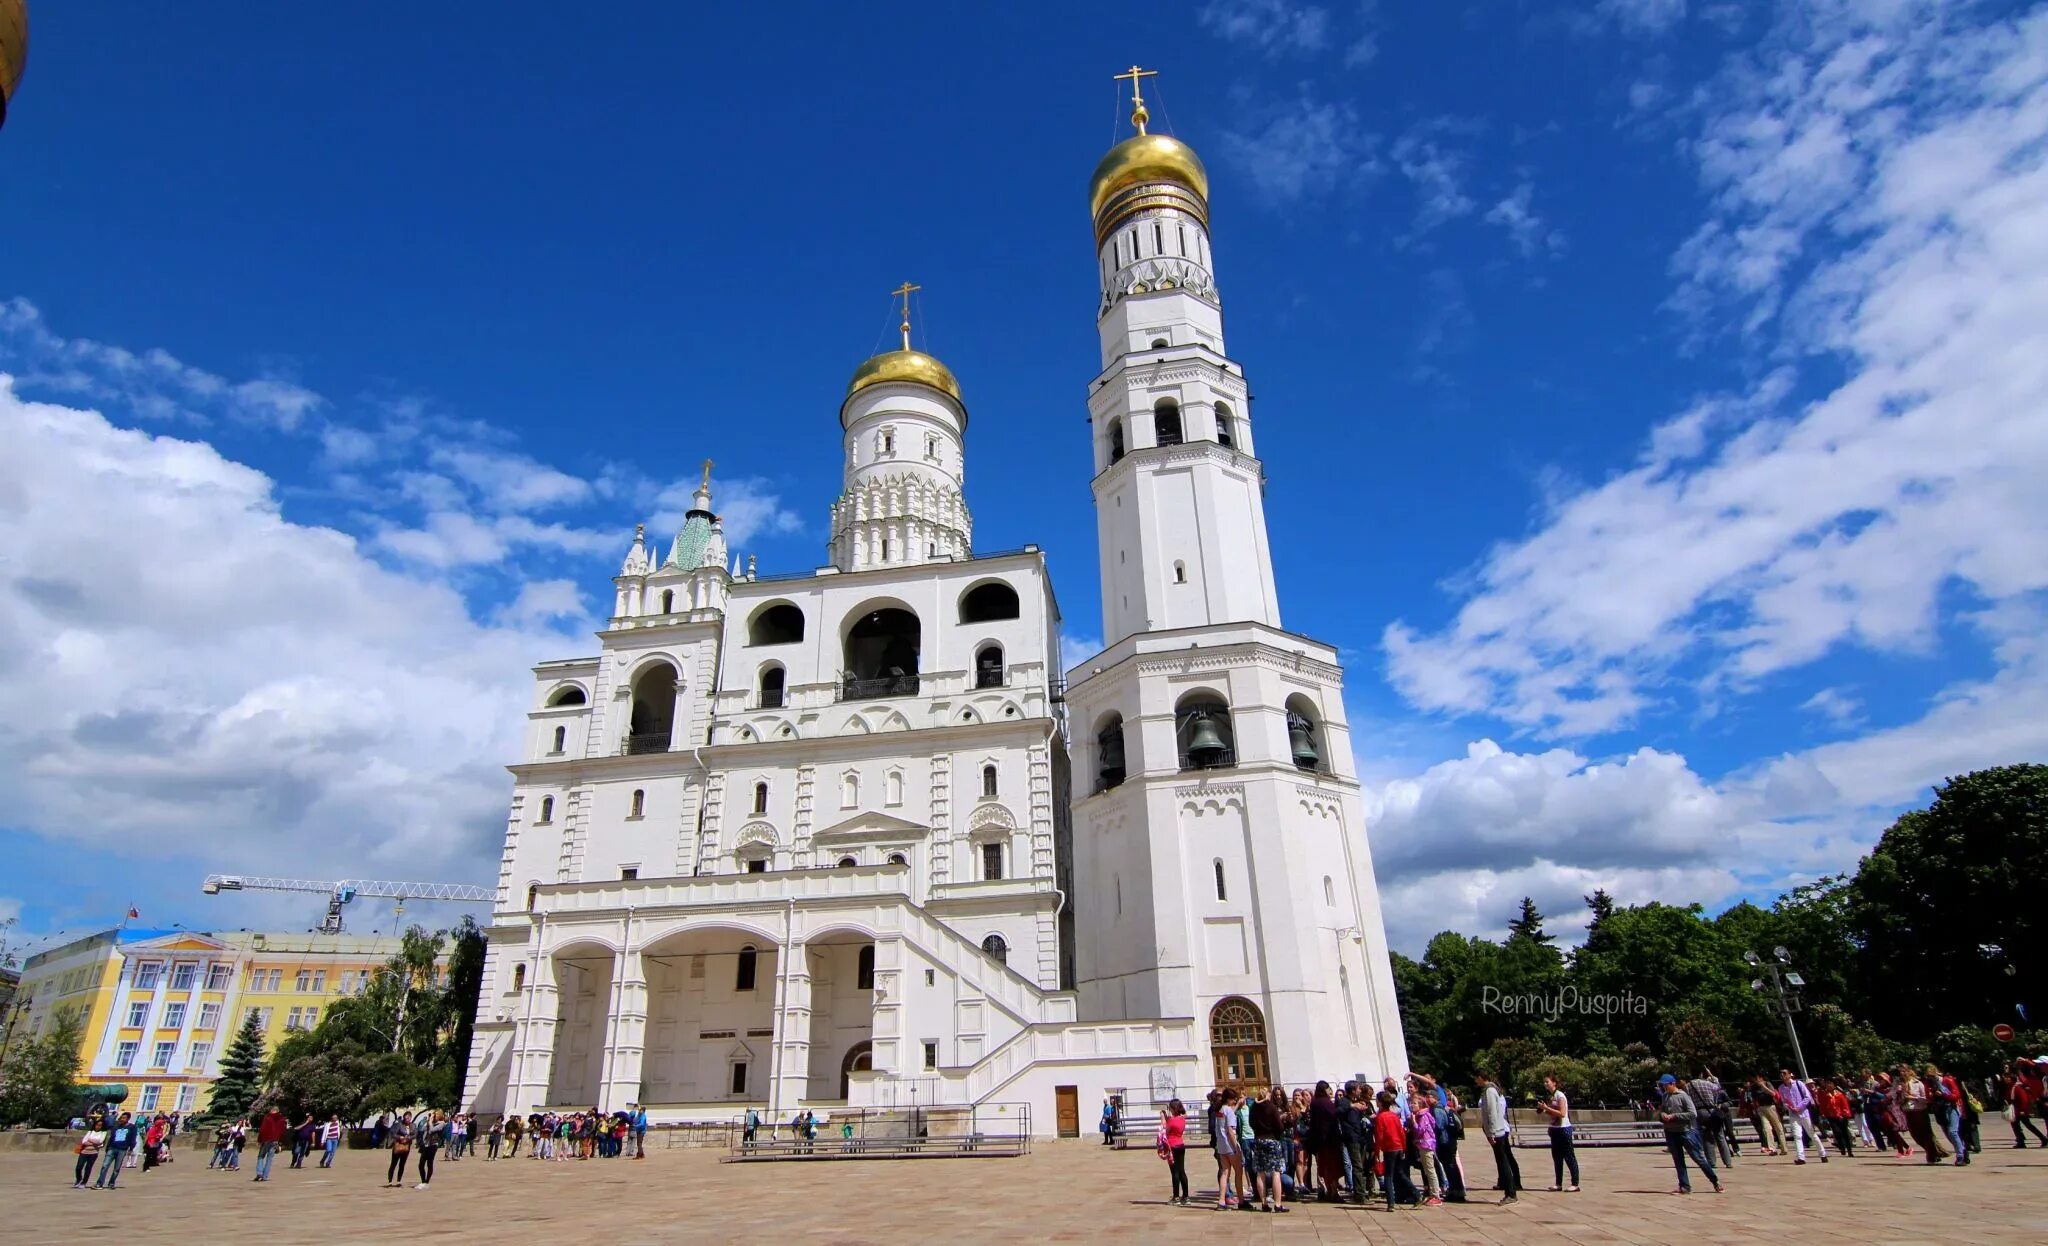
[1289,713,1320,770]
[1185,710,1228,765]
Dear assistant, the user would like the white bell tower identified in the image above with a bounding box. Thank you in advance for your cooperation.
[1064,68,1408,1090]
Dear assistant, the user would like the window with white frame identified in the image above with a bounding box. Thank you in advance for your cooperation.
[286,1006,305,1030]
[115,1041,139,1070]
[176,1085,197,1112]
[138,1085,160,1111]
[197,1002,222,1030]
[206,964,233,990]
[187,1041,212,1070]
[163,1002,186,1029]
[296,969,314,992]
[133,963,162,990]
[151,1041,175,1069]
[170,963,197,991]
[243,1006,272,1030]
[125,1000,149,1028]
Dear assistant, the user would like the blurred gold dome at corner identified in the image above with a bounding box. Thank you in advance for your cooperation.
[844,348,964,409]
[0,0,26,131]
[1089,132,1209,223]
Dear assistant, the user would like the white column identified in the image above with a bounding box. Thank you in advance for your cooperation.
[508,949,559,1115]
[770,943,811,1112]
[597,946,647,1112]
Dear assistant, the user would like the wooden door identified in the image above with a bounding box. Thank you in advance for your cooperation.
[1054,1085,1080,1138]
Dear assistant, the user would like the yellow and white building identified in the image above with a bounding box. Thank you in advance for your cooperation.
[3,927,430,1116]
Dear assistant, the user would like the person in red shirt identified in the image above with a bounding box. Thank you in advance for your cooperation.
[253,1106,289,1182]
[1373,1091,1413,1210]
[1817,1079,1855,1156]
[2004,1064,2047,1146]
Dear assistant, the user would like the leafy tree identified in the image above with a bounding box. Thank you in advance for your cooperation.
[435,917,487,1104]
[0,1006,85,1127]
[1663,1009,1758,1078]
[203,1009,268,1123]
[1850,764,2046,1039]
[1472,1036,1547,1099]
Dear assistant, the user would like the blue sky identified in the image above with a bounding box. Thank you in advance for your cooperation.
[2,1,2044,955]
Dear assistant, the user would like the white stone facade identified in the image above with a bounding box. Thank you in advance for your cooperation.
[464,102,1406,1133]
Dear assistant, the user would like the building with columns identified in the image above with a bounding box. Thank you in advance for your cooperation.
[463,73,1405,1133]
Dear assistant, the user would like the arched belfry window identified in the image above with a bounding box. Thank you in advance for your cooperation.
[1215,400,1236,450]
[758,664,785,709]
[856,945,875,990]
[749,602,805,646]
[1095,714,1126,792]
[660,588,675,614]
[844,607,921,698]
[1285,694,1325,772]
[958,582,1020,624]
[736,946,758,992]
[1153,399,1183,448]
[1109,419,1125,464]
[1175,691,1236,771]
[546,685,587,707]
[981,934,1008,965]
[627,661,678,755]
[974,643,1004,689]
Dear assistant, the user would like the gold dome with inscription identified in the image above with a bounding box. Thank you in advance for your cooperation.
[1089,132,1209,224]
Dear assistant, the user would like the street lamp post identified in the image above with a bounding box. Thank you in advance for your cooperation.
[1747,946,1811,1083]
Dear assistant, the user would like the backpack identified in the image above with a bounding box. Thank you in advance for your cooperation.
[1155,1124,1171,1160]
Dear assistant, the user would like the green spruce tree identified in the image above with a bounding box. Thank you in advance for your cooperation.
[204,1010,267,1122]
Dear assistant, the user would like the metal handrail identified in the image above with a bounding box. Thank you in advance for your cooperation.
[840,674,920,701]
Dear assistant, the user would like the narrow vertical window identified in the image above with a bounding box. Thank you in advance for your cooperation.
[981,841,1004,881]
[512,963,526,992]
[537,796,554,822]
[551,725,566,753]
[1214,859,1227,901]
[630,789,645,818]
[1323,875,1335,906]
[660,589,674,613]
[753,782,768,815]
[735,945,758,991]
[981,763,998,798]
[857,944,875,990]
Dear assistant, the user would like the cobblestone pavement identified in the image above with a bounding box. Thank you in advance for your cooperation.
[11,1136,2048,1244]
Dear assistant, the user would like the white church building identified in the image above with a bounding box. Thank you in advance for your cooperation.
[462,76,1408,1134]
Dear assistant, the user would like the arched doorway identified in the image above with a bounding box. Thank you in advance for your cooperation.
[1209,997,1269,1090]
[839,1039,873,1100]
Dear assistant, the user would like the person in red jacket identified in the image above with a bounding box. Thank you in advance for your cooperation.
[2005,1064,2047,1146]
[1817,1079,1855,1156]
[253,1106,289,1182]
[1374,1091,1414,1210]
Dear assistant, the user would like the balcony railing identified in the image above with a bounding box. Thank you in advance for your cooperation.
[625,733,672,755]
[840,674,920,701]
[1176,748,1238,772]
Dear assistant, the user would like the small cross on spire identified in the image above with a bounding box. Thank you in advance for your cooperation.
[1113,64,1158,135]
[891,281,921,351]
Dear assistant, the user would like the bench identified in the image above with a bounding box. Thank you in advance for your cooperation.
[725,1131,1028,1162]
[1109,1113,1212,1150]
[1511,1119,1667,1148]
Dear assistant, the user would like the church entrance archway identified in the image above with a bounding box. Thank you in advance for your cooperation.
[1209,996,1269,1090]
[839,1040,873,1100]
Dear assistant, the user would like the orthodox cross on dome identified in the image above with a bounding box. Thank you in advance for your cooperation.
[700,458,713,489]
[692,458,714,512]
[1113,64,1158,135]
[891,281,921,351]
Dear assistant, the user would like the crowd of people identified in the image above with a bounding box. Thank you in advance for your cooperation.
[1145,1055,2048,1211]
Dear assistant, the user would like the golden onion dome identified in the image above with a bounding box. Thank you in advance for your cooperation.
[0,0,26,131]
[1089,132,1209,223]
[844,348,963,409]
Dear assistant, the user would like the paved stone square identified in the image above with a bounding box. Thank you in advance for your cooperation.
[10,1136,2047,1243]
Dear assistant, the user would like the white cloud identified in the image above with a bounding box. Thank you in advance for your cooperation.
[0,376,577,888]
[1599,0,1688,35]
[1197,0,1330,57]
[432,446,592,512]
[1218,96,1377,207]
[498,578,589,626]
[1484,182,1567,259]
[1060,633,1103,674]
[645,474,805,551]
[1391,121,1479,239]
[0,298,323,430]
[1799,686,1862,726]
[1385,4,2048,737]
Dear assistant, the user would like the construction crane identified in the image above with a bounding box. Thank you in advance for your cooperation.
[201,874,495,934]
